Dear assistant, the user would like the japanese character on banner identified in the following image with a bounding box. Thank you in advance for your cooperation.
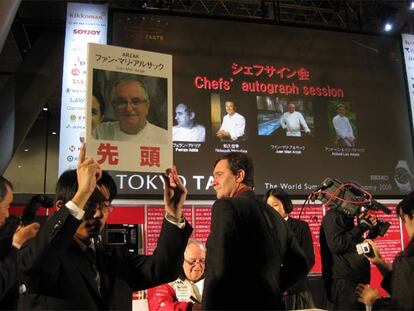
[85,43,172,173]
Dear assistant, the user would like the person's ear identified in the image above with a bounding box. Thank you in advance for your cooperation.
[190,112,195,120]
[55,200,65,211]
[235,169,245,183]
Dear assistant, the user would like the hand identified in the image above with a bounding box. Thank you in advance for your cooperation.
[216,130,229,139]
[355,283,381,306]
[363,239,384,263]
[72,143,102,209]
[358,213,377,229]
[163,166,187,219]
[12,222,40,248]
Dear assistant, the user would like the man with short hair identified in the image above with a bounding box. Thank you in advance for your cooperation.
[17,145,192,310]
[0,176,39,310]
[280,102,311,137]
[202,152,309,310]
[93,77,168,143]
[332,104,355,147]
[216,101,246,141]
[148,238,206,310]
[173,103,205,142]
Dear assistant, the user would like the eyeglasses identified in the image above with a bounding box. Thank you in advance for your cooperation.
[112,98,147,107]
[85,201,111,215]
[184,258,206,266]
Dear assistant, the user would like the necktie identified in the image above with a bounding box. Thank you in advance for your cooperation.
[85,247,101,294]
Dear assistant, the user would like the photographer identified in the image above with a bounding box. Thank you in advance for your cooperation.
[320,205,377,310]
[356,191,414,310]
[0,176,39,309]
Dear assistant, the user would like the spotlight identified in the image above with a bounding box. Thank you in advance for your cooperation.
[384,22,393,32]
[409,1,414,11]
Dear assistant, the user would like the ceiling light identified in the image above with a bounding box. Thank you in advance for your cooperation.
[384,23,393,32]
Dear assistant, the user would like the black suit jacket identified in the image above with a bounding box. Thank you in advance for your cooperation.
[286,217,315,293]
[202,191,308,310]
[0,215,21,310]
[0,247,19,310]
[17,206,192,310]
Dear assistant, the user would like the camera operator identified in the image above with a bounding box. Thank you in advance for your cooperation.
[320,204,377,310]
[355,191,414,310]
[0,176,40,309]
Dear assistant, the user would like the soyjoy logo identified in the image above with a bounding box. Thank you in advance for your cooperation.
[73,29,101,35]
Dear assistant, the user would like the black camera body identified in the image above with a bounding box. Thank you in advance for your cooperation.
[103,224,143,254]
[311,178,391,237]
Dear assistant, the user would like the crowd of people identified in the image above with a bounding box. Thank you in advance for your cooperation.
[1,146,413,310]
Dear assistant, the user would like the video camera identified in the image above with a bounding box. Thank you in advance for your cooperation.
[21,194,54,226]
[310,178,391,237]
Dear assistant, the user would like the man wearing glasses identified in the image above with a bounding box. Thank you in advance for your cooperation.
[17,145,192,309]
[93,77,168,143]
[148,238,206,310]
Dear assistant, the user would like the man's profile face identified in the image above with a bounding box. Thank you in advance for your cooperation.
[212,159,240,199]
[288,103,296,113]
[75,185,111,240]
[0,186,12,226]
[183,243,206,283]
[175,104,192,128]
[225,101,236,116]
[112,80,150,134]
[337,106,346,116]
[91,96,104,131]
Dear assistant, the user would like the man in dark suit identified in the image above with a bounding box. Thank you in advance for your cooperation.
[17,145,192,310]
[202,152,309,310]
[0,176,40,310]
[320,207,375,310]
[265,188,315,310]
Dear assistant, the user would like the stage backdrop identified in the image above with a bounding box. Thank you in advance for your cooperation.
[106,11,414,197]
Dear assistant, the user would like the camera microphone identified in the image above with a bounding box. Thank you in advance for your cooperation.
[369,199,391,215]
[316,178,335,191]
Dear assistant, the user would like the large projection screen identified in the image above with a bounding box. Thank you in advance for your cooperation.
[107,11,414,197]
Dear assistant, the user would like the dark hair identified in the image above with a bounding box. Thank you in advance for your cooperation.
[0,176,13,202]
[396,190,414,220]
[93,91,106,116]
[214,153,254,187]
[176,102,195,115]
[224,100,236,109]
[263,188,293,214]
[56,170,117,203]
